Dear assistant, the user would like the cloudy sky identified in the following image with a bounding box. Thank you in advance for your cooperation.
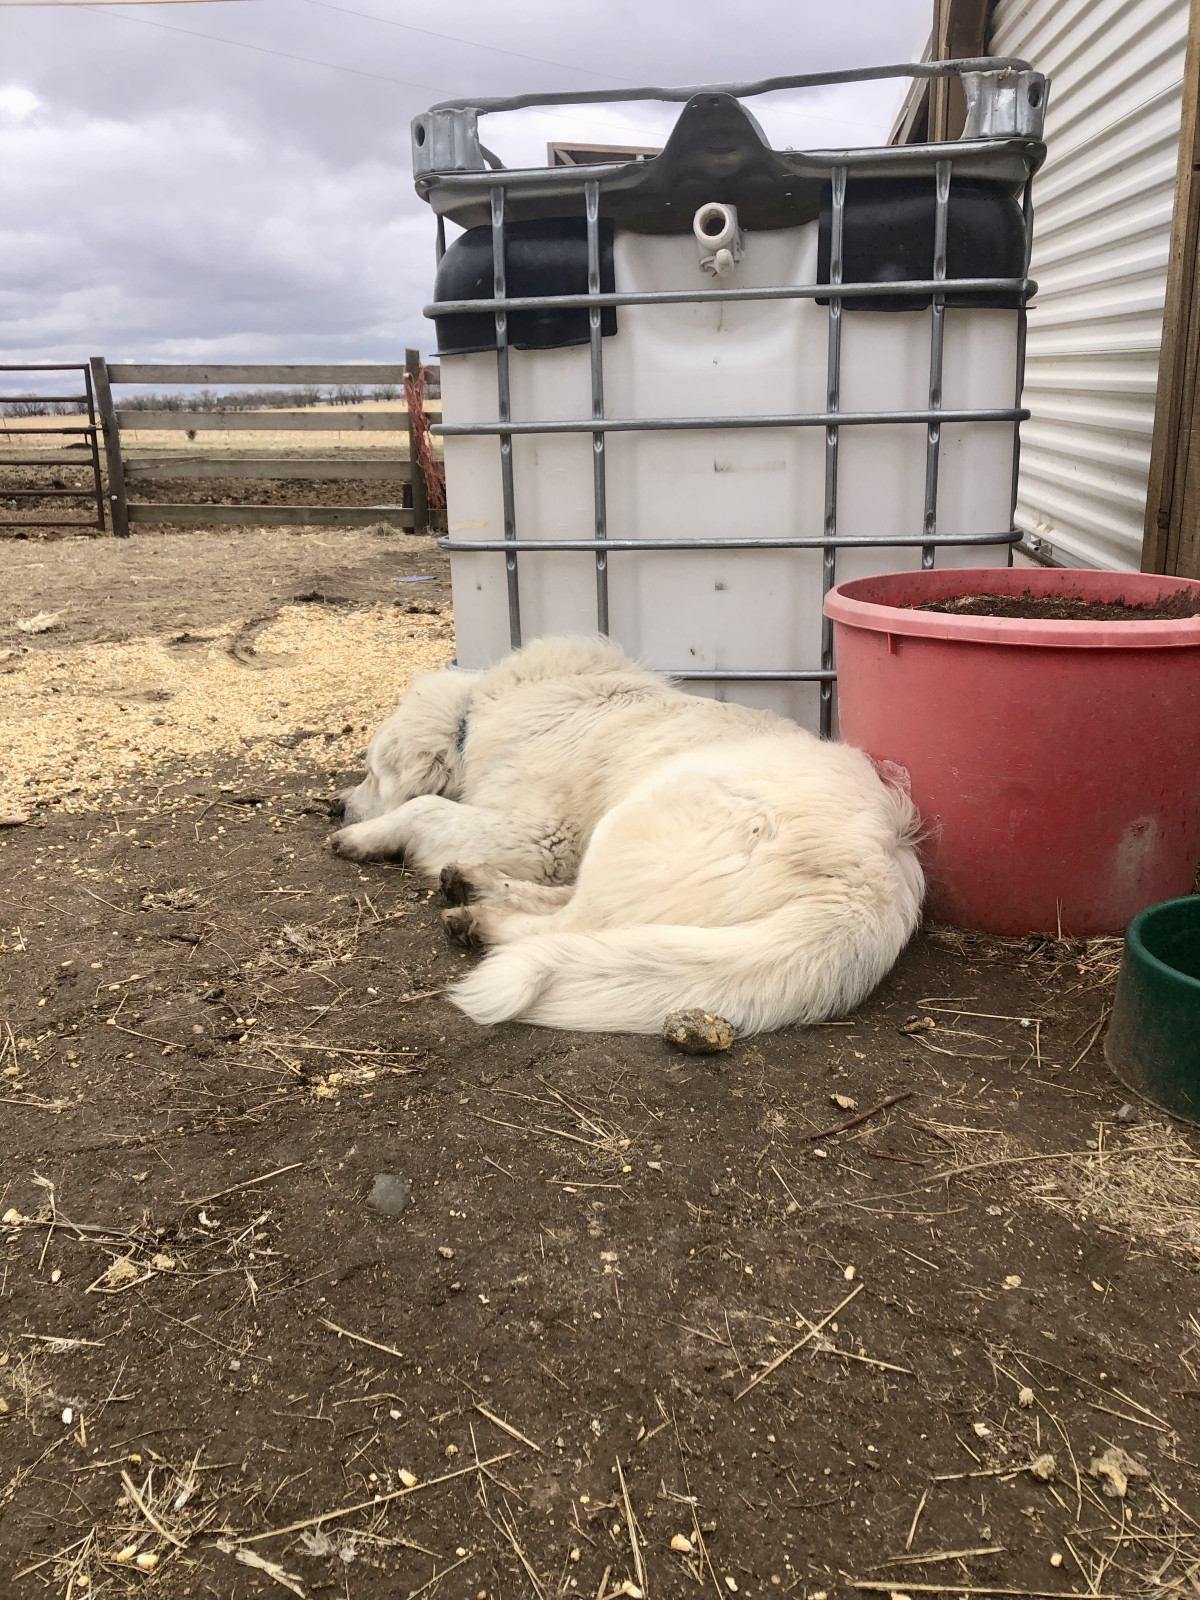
[1,0,929,388]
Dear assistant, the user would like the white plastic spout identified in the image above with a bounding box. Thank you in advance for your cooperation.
[693,202,742,276]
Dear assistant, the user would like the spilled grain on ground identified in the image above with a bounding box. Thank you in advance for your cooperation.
[0,605,454,815]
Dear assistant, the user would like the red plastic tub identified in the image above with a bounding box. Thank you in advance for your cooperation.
[824,567,1200,935]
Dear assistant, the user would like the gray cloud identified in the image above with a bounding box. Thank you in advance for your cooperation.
[0,0,927,385]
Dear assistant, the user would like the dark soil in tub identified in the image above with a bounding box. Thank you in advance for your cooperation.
[916,588,1200,622]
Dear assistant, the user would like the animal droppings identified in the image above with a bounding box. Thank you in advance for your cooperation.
[663,1009,736,1054]
[98,1257,141,1289]
[1090,1445,1150,1499]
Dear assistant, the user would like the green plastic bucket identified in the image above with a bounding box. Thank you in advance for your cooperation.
[1105,896,1200,1123]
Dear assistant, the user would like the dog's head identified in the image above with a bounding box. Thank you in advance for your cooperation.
[333,667,478,825]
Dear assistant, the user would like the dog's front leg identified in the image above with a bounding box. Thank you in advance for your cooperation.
[327,805,415,862]
[329,795,567,881]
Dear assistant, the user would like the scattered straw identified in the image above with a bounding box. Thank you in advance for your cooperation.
[940,1121,1200,1259]
[0,604,453,814]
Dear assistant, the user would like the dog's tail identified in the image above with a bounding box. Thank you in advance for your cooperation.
[450,842,923,1036]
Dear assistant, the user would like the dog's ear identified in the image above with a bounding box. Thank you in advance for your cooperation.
[399,747,453,799]
[368,670,472,807]
[368,735,453,806]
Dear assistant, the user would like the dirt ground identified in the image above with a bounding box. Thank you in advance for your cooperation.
[2,522,1200,1600]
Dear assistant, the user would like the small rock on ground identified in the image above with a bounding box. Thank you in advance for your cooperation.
[367,1173,411,1216]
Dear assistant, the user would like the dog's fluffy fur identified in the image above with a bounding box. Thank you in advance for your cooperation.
[330,636,923,1035]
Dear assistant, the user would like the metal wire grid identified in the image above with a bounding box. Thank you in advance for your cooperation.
[0,363,107,533]
[425,144,1036,737]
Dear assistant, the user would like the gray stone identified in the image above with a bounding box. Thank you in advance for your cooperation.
[367,1173,411,1216]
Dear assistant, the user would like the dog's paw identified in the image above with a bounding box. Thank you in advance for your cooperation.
[441,906,482,950]
[327,825,383,862]
[440,864,473,906]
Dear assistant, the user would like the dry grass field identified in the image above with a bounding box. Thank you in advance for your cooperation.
[0,400,439,459]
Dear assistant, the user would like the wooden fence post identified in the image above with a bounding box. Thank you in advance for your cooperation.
[89,356,129,538]
[405,347,429,537]
[1142,0,1200,576]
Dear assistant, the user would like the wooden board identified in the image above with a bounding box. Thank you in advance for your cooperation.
[123,457,412,482]
[406,347,429,538]
[0,453,100,466]
[116,411,411,434]
[1143,0,1200,577]
[126,504,415,529]
[106,364,410,385]
[929,0,988,142]
[89,356,129,538]
[116,410,408,432]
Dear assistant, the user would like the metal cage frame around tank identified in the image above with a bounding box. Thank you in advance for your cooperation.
[414,58,1047,736]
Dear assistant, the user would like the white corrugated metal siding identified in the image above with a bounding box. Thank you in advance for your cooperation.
[990,0,1189,569]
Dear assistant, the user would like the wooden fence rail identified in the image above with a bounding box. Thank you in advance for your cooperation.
[114,410,407,432]
[90,354,438,539]
[106,364,412,384]
[124,457,407,482]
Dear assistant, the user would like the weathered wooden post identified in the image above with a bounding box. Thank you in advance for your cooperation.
[89,356,129,538]
[405,347,429,537]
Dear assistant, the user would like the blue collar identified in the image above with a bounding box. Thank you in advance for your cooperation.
[455,712,469,754]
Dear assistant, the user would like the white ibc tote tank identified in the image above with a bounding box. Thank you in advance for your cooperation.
[411,61,1049,734]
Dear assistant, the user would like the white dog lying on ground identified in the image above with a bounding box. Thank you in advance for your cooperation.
[329,635,923,1035]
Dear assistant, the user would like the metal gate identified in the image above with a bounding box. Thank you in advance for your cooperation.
[413,58,1048,735]
[0,364,106,535]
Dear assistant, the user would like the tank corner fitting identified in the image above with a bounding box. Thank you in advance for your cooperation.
[693,202,743,277]
[960,69,1049,140]
[411,107,486,177]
